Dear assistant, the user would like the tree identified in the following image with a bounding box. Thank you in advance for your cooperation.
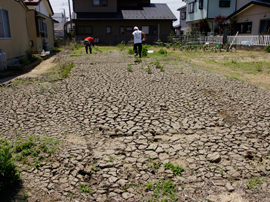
[214,14,228,34]
[199,18,211,35]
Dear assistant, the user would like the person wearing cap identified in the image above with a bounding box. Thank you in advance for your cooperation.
[132,26,146,58]
[84,37,95,54]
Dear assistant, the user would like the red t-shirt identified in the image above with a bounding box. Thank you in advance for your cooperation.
[85,37,94,43]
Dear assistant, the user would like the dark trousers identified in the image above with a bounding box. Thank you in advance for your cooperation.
[84,41,92,54]
[134,43,142,57]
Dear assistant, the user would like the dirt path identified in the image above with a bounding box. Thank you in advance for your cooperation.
[0,55,56,85]
[0,49,270,202]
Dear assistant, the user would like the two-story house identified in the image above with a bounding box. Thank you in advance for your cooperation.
[23,0,56,53]
[72,0,177,44]
[182,0,238,34]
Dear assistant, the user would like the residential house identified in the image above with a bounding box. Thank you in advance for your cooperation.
[53,12,67,38]
[181,0,238,34]
[23,0,55,53]
[0,0,30,66]
[72,0,177,44]
[177,5,189,34]
[227,0,270,35]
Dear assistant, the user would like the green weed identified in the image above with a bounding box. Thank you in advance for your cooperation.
[164,162,184,176]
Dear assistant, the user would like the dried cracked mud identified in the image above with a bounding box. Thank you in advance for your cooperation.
[1,49,270,202]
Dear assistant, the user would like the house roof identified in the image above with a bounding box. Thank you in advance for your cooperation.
[23,0,54,15]
[76,3,177,21]
[177,5,186,11]
[226,0,270,19]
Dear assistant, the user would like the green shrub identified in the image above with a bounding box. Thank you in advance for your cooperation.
[0,139,20,194]
[127,64,133,72]
[158,48,167,55]
[154,60,161,68]
[142,45,148,57]
[146,65,152,74]
[128,48,134,55]
[264,45,270,53]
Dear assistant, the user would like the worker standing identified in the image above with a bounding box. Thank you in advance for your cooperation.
[132,26,145,58]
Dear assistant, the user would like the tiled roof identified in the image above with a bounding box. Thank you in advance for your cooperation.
[76,3,177,21]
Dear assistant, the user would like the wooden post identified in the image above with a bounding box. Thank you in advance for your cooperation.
[229,31,239,50]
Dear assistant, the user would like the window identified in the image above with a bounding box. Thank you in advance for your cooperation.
[77,26,93,35]
[219,0,230,7]
[120,26,125,34]
[0,8,11,38]
[260,19,270,34]
[93,0,107,6]
[182,12,186,20]
[106,26,111,34]
[189,2,194,13]
[199,0,203,9]
[126,26,133,32]
[149,26,157,35]
[38,20,48,38]
[142,26,149,34]
[236,22,252,33]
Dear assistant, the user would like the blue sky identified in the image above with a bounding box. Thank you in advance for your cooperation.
[50,0,186,25]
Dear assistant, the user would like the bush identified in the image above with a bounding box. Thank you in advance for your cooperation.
[128,48,134,55]
[142,45,148,57]
[158,48,167,55]
[264,45,270,53]
[0,139,20,195]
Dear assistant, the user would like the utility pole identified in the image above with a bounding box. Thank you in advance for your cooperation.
[68,0,72,33]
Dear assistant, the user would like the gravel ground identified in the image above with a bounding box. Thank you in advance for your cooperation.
[0,48,270,202]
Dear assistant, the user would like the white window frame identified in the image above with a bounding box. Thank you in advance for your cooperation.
[0,7,11,38]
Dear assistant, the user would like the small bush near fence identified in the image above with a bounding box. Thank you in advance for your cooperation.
[265,45,270,53]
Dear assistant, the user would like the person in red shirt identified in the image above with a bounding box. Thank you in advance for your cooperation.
[84,37,95,54]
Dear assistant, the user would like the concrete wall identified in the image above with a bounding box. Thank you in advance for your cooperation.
[235,4,270,35]
[75,20,173,44]
[0,0,29,64]
[73,0,117,13]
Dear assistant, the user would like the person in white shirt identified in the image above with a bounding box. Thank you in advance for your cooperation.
[132,26,146,58]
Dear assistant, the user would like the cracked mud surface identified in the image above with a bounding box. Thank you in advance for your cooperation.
[0,48,270,201]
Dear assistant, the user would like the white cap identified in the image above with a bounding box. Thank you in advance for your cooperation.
[134,26,138,30]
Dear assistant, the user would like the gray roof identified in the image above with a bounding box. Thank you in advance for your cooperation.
[122,4,177,20]
[76,3,177,20]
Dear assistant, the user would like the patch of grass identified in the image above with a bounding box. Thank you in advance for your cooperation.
[135,57,142,63]
[79,183,92,193]
[13,136,60,167]
[164,162,184,176]
[144,179,177,201]
[247,177,263,189]
[158,49,168,55]
[106,156,116,163]
[128,48,134,55]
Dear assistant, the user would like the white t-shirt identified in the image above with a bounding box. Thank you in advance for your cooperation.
[133,30,142,44]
